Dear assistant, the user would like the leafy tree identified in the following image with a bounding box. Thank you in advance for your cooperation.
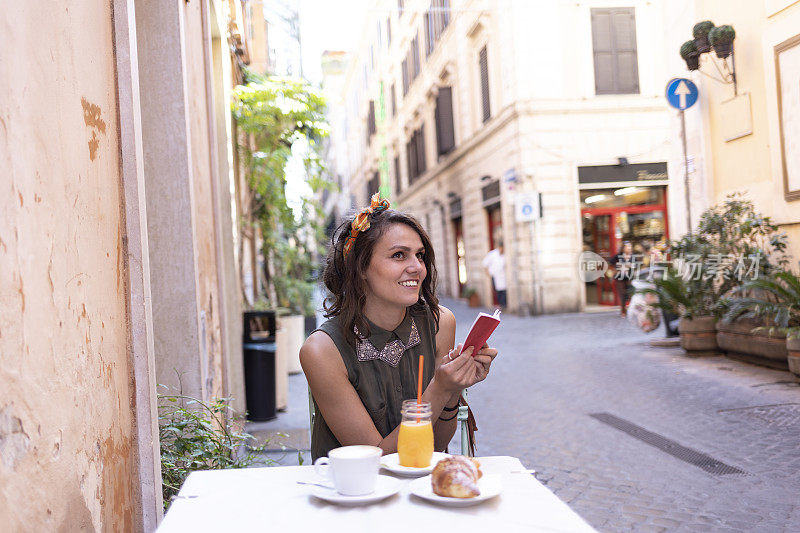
[232,70,333,313]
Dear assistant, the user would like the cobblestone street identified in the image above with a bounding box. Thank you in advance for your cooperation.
[447,298,800,532]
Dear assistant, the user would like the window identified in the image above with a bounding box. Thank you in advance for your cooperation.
[591,8,639,95]
[367,100,376,141]
[390,84,397,117]
[398,0,404,15]
[387,17,392,46]
[435,86,455,155]
[479,46,491,123]
[425,0,451,56]
[367,171,380,201]
[405,125,427,185]
[411,35,421,78]
[394,156,401,195]
[402,37,422,96]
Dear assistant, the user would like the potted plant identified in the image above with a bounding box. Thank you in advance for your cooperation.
[641,266,719,356]
[680,40,700,71]
[692,21,715,54]
[708,25,735,59]
[462,286,480,308]
[723,271,800,374]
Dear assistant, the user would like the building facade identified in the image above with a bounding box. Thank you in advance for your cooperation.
[326,0,683,313]
[665,0,800,264]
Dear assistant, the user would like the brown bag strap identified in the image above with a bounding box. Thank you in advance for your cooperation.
[459,393,478,457]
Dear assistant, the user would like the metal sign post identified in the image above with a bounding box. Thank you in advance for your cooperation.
[666,78,699,234]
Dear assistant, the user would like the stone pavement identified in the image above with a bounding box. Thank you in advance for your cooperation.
[250,297,800,531]
[447,298,800,532]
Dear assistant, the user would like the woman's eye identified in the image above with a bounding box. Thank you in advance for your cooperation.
[416,252,425,260]
[392,251,404,259]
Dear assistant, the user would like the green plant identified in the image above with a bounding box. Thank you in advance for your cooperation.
[232,69,333,315]
[461,286,477,298]
[158,391,268,510]
[723,270,800,339]
[642,194,789,320]
[692,21,715,39]
[680,40,698,60]
[639,266,716,319]
[709,25,736,45]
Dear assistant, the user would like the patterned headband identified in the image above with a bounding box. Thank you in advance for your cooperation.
[343,192,391,258]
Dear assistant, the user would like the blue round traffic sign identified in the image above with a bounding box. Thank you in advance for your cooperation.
[665,78,698,110]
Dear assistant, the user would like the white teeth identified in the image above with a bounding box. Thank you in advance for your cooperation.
[399,281,418,287]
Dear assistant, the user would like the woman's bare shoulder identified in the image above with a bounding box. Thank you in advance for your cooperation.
[300,331,342,370]
[437,305,456,331]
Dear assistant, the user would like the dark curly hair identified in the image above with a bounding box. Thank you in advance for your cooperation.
[322,208,439,346]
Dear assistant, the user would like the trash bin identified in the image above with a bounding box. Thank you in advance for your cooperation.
[243,311,277,422]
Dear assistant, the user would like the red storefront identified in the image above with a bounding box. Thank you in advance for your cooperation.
[579,163,669,307]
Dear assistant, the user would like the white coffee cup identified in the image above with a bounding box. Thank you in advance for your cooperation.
[313,445,382,496]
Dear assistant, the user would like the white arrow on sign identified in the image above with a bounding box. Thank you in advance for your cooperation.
[675,80,691,109]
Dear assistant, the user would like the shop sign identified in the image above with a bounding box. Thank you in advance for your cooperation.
[578,162,668,184]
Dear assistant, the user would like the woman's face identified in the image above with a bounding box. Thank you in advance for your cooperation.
[363,223,427,310]
[623,243,633,255]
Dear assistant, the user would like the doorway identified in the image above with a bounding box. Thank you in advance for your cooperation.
[581,186,668,306]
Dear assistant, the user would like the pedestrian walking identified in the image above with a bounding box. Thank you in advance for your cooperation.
[482,241,507,308]
[611,241,636,316]
[300,193,498,461]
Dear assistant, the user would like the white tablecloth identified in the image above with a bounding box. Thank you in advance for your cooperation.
[158,456,596,533]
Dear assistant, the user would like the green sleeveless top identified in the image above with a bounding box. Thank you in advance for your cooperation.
[310,304,438,460]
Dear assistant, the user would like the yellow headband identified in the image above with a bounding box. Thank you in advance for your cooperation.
[343,193,391,258]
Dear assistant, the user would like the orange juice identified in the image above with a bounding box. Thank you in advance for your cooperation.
[398,420,434,467]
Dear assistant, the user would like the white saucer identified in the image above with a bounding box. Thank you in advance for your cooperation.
[380,452,450,477]
[408,474,502,507]
[309,475,402,506]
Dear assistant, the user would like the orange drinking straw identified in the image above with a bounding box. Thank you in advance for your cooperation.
[416,355,424,422]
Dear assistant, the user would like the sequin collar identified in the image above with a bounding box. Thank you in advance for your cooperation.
[354,312,420,367]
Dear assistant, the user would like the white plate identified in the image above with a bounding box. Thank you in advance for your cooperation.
[309,475,402,506]
[408,474,502,507]
[380,452,451,477]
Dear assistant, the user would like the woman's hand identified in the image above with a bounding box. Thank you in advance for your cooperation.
[433,344,477,393]
[434,343,498,392]
[471,343,498,383]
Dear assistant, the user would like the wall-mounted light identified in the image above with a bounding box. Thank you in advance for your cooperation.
[584,194,606,204]
[617,157,629,166]
[614,187,640,196]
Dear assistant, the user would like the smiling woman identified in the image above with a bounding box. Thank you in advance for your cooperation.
[300,194,499,461]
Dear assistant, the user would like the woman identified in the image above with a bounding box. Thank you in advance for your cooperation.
[300,194,498,460]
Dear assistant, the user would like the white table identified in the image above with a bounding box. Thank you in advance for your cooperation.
[158,456,596,533]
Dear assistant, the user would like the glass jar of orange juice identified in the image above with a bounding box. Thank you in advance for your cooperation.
[398,400,434,468]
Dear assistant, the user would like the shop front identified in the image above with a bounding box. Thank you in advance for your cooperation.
[578,163,669,307]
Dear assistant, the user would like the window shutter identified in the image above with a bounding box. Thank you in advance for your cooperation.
[367,100,376,137]
[394,156,402,195]
[479,46,491,123]
[416,126,426,175]
[435,86,455,155]
[390,84,396,117]
[402,58,409,95]
[387,17,391,46]
[406,137,417,182]
[613,9,639,93]
[412,36,420,78]
[591,8,639,95]
[591,9,614,94]
[425,13,432,56]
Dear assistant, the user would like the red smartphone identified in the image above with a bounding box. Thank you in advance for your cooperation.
[460,309,501,355]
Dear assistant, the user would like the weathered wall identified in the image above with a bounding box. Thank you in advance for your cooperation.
[0,2,136,530]
[184,0,225,401]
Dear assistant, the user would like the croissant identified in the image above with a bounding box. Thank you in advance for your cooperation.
[431,456,483,498]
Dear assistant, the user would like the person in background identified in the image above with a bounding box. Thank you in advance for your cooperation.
[611,241,636,316]
[482,241,506,308]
